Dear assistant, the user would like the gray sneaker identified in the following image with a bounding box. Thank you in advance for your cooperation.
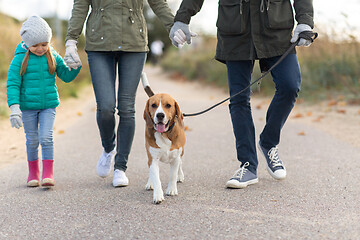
[258,142,286,180]
[226,162,259,189]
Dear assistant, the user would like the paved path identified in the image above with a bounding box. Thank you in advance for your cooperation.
[0,66,359,239]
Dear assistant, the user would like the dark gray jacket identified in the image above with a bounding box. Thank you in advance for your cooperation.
[174,0,314,62]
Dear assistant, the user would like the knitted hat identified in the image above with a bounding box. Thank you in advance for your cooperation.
[20,15,52,47]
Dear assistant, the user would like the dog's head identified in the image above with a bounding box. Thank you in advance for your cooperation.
[144,93,184,133]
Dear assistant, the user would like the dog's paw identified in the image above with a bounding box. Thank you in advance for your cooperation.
[145,182,153,190]
[177,175,184,183]
[153,191,165,204]
[166,186,178,196]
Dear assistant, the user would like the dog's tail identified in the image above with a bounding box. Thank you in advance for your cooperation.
[140,72,155,97]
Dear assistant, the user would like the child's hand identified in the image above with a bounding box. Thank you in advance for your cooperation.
[9,104,22,129]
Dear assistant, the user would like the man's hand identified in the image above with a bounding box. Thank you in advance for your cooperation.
[64,40,82,70]
[169,21,197,48]
[9,104,22,129]
[291,24,313,47]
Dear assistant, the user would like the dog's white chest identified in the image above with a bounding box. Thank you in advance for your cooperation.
[149,132,182,163]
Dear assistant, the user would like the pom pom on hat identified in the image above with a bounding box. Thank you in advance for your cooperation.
[20,15,52,47]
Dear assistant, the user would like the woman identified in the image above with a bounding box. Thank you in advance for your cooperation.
[65,0,174,187]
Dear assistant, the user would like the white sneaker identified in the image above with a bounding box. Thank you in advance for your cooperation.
[96,149,116,178]
[113,169,129,187]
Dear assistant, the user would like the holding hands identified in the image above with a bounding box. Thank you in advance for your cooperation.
[64,40,82,70]
[169,21,197,48]
[10,104,22,129]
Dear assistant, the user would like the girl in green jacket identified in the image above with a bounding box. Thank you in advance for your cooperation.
[7,16,81,187]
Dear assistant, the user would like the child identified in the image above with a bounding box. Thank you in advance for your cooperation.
[6,15,81,187]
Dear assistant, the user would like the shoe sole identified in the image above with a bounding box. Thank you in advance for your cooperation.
[41,178,55,187]
[226,178,259,189]
[27,180,40,187]
[113,183,128,187]
[257,143,287,180]
[266,166,286,180]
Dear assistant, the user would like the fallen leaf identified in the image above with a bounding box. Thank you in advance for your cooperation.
[337,101,347,107]
[184,126,191,131]
[336,109,346,114]
[58,130,65,134]
[328,100,337,106]
[293,113,303,118]
[306,111,313,117]
[298,131,306,136]
[256,104,262,109]
[77,112,83,116]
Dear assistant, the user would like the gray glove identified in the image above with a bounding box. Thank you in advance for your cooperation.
[9,104,22,129]
[64,40,82,70]
[169,21,197,48]
[290,24,313,47]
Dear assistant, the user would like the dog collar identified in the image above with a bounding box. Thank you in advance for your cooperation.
[165,121,175,133]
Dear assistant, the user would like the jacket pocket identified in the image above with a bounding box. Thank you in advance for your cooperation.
[265,0,294,29]
[216,0,247,36]
[86,10,104,42]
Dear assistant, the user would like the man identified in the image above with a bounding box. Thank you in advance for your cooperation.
[169,0,314,188]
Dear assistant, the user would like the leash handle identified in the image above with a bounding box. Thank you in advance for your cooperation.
[183,31,318,118]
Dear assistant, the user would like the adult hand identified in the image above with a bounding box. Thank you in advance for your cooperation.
[290,24,313,47]
[169,21,197,48]
[9,104,22,129]
[64,40,82,70]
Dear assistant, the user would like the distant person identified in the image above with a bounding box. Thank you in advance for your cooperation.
[64,1,174,187]
[170,0,314,188]
[150,39,164,65]
[6,16,81,187]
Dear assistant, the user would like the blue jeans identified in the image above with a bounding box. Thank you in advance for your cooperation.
[87,51,146,172]
[226,54,301,174]
[22,108,56,161]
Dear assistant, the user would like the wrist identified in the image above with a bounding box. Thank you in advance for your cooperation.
[66,39,78,47]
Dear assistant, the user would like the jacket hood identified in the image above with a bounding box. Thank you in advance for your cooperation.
[14,42,28,55]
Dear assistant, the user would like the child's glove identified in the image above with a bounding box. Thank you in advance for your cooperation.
[64,40,82,70]
[291,24,313,47]
[169,21,197,48]
[9,104,22,129]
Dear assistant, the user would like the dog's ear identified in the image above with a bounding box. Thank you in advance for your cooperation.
[144,100,154,128]
[175,101,184,127]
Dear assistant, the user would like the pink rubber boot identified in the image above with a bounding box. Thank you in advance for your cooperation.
[27,160,40,187]
[41,160,55,187]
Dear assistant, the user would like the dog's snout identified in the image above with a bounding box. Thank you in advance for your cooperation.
[156,112,165,121]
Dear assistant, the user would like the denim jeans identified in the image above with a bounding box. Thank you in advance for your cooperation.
[87,51,146,172]
[22,108,56,161]
[226,54,301,174]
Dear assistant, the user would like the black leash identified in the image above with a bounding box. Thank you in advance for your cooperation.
[182,31,318,117]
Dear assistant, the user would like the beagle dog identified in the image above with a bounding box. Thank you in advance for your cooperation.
[141,72,186,204]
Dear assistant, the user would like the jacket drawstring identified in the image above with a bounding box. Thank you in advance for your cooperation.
[260,0,271,12]
[240,0,243,14]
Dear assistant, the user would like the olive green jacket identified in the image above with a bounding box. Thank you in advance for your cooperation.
[66,0,174,52]
[174,0,314,62]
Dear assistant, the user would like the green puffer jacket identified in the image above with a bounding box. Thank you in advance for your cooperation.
[7,42,81,110]
[65,0,174,52]
[174,0,314,62]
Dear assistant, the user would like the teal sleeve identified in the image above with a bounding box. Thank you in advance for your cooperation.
[6,56,23,107]
[54,52,81,83]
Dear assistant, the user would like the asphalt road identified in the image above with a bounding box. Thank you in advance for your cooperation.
[1,66,359,239]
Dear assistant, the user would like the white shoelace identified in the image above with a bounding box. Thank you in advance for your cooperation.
[267,147,282,167]
[101,151,114,166]
[232,162,250,180]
